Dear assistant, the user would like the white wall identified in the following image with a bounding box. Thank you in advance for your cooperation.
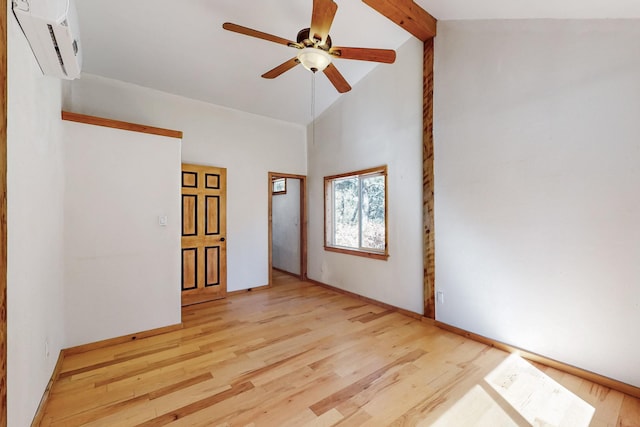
[434,20,640,386]
[307,38,424,314]
[272,178,301,275]
[65,75,307,291]
[63,122,182,347]
[7,8,66,426]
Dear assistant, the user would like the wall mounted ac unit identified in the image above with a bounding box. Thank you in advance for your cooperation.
[12,0,82,80]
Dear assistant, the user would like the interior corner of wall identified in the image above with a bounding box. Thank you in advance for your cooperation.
[61,80,73,111]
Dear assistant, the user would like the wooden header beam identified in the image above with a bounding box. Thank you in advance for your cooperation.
[362,0,437,41]
[61,112,183,139]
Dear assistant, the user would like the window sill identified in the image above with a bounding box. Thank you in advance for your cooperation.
[324,246,389,261]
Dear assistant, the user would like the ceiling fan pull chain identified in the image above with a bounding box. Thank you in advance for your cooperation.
[311,72,316,146]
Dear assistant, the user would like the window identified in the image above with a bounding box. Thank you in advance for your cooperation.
[324,166,388,260]
[272,177,286,195]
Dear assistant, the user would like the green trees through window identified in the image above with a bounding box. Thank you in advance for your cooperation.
[325,166,388,259]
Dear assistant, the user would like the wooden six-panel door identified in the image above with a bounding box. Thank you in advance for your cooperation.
[181,164,227,305]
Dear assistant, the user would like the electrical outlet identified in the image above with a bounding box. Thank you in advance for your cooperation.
[436,291,444,305]
[45,339,50,358]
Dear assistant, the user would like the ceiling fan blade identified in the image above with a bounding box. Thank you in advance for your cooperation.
[262,58,300,79]
[310,0,338,45]
[323,63,351,93]
[330,47,396,64]
[223,22,301,48]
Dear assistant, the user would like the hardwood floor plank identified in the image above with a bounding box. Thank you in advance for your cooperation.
[37,272,640,426]
[216,372,342,426]
[136,381,254,426]
[128,378,248,425]
[165,382,273,426]
[229,328,312,355]
[50,393,150,426]
[334,362,422,422]
[618,394,640,427]
[300,408,344,426]
[93,349,211,388]
[58,343,182,379]
[310,349,426,416]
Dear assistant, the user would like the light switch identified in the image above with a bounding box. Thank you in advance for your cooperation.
[158,215,168,226]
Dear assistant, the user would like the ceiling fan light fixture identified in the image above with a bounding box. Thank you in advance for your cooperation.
[297,47,331,73]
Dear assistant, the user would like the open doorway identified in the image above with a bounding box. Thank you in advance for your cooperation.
[268,172,307,286]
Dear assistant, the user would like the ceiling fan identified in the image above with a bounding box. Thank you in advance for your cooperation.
[222,0,396,93]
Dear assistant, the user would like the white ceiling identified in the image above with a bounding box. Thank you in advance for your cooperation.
[76,0,409,125]
[76,0,640,126]
[417,0,640,20]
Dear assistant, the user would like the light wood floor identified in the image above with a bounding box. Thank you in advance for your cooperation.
[40,271,640,426]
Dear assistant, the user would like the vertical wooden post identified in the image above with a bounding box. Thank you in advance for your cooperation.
[423,38,436,319]
[0,0,7,423]
[360,0,437,320]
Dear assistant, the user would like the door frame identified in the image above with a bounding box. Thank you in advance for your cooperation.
[1,0,6,423]
[268,172,307,286]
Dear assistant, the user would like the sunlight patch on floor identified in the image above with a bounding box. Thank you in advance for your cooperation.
[429,384,519,427]
[485,354,595,426]
[430,354,595,427]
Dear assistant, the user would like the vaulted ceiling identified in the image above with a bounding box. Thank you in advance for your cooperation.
[76,0,640,125]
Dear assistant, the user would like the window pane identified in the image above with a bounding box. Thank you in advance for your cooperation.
[273,178,285,193]
[361,175,385,250]
[333,177,359,248]
[324,166,388,259]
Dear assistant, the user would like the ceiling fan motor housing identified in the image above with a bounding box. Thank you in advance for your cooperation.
[297,28,332,50]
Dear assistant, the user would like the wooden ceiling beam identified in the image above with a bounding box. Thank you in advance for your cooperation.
[362,0,437,41]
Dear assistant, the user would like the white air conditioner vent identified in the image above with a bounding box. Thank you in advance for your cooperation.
[13,0,82,80]
[47,24,67,75]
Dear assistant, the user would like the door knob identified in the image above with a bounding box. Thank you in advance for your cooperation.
[220,237,226,242]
